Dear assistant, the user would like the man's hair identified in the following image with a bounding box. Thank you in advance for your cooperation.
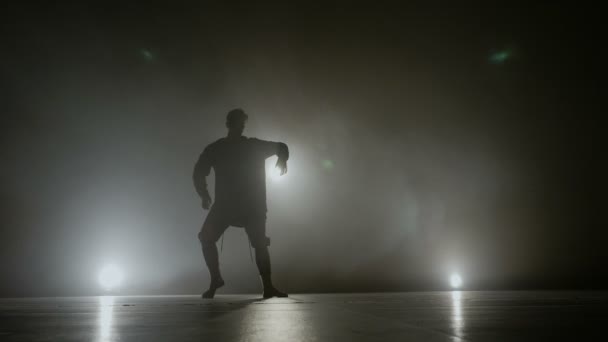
[226,108,248,128]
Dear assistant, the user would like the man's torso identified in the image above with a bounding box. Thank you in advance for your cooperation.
[206,137,272,217]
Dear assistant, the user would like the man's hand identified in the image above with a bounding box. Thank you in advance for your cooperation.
[202,192,212,210]
[276,158,288,176]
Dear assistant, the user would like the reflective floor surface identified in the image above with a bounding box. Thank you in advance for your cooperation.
[1,291,607,341]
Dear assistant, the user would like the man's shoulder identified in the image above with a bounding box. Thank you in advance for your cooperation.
[205,138,226,150]
[246,137,271,144]
[204,137,271,152]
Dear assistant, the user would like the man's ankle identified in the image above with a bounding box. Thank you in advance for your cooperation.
[210,274,223,284]
[260,274,273,288]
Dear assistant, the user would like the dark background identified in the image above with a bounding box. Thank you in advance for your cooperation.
[0,2,604,297]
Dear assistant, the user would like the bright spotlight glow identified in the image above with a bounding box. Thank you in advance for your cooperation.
[450,273,463,289]
[271,166,282,180]
[269,165,285,182]
[98,264,124,291]
[266,157,288,182]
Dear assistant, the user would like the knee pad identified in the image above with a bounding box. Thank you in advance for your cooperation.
[251,236,271,249]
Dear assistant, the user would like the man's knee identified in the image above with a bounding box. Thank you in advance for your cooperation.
[198,229,219,246]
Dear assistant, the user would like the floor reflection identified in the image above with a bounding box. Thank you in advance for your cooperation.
[239,301,312,341]
[97,296,114,342]
[451,291,464,340]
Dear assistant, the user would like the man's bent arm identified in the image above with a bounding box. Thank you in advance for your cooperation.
[275,142,289,175]
[277,142,289,162]
[253,138,289,160]
[193,147,212,199]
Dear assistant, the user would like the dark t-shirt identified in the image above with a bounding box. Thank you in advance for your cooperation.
[193,136,285,217]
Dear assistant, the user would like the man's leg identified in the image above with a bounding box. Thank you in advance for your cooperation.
[254,245,271,277]
[198,211,229,298]
[245,216,288,298]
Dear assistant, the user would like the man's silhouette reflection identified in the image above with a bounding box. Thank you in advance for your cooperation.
[193,108,289,299]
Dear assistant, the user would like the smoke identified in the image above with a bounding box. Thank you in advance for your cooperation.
[1,2,604,296]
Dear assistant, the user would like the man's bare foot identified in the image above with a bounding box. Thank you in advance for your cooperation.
[202,278,225,299]
[263,286,288,299]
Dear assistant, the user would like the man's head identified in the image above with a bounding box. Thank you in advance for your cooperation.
[226,108,248,136]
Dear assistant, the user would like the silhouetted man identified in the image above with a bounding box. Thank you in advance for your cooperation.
[193,108,289,299]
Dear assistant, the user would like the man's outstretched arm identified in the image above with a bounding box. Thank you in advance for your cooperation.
[193,147,213,209]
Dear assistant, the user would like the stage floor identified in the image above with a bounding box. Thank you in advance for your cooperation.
[1,291,607,341]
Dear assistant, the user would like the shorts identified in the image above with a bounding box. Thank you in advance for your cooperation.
[199,207,270,248]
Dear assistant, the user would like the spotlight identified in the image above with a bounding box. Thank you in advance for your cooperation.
[98,264,124,291]
[268,164,286,182]
[450,273,463,289]
[271,166,283,181]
